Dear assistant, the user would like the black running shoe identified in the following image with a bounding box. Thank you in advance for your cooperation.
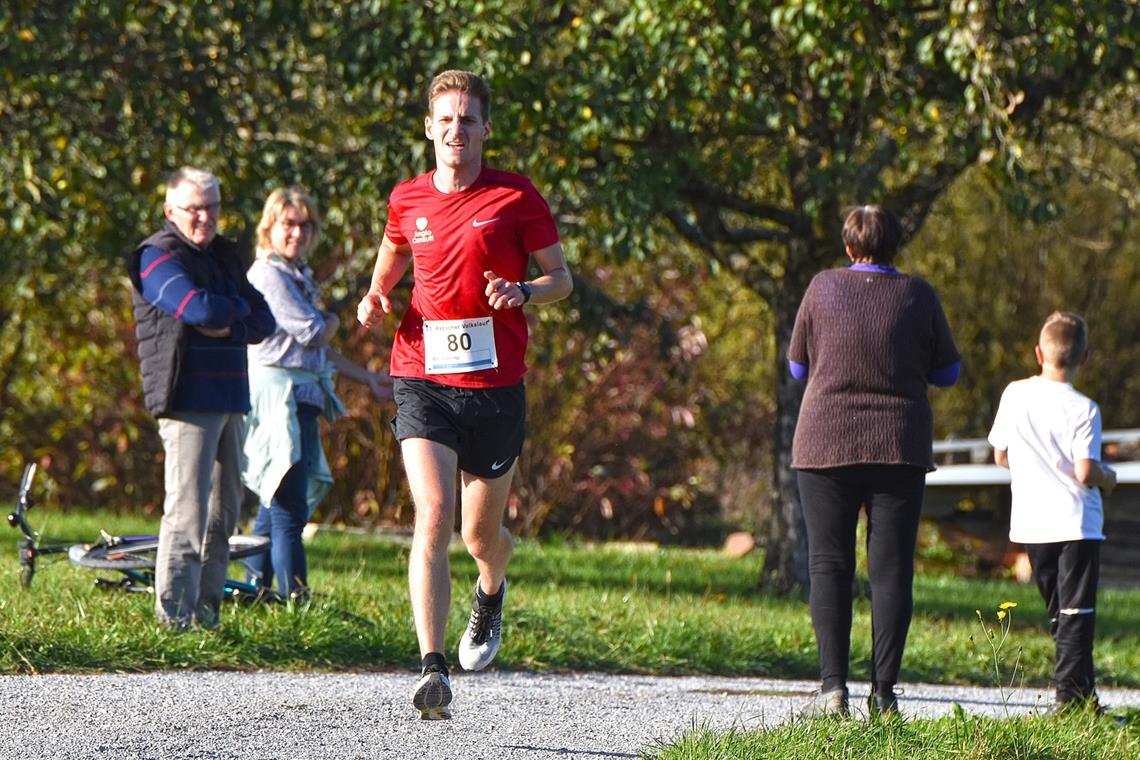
[869,688,901,718]
[411,666,453,720]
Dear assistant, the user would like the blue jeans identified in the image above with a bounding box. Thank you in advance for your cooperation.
[247,403,321,596]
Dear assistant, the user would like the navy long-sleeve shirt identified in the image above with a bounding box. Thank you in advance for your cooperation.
[137,244,274,412]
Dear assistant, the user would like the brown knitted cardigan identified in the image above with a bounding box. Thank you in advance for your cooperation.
[788,267,959,471]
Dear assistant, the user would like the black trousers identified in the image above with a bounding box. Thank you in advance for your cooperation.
[1026,540,1100,702]
[797,465,927,692]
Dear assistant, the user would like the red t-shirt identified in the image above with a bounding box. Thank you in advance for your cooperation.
[384,166,560,388]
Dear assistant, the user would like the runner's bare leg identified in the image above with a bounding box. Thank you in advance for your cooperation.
[402,438,459,657]
[460,464,515,596]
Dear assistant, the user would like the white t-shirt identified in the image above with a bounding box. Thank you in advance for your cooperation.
[988,375,1104,543]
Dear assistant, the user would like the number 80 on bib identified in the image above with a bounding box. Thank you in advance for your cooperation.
[422,317,499,374]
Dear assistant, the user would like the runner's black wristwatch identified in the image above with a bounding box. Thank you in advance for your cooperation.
[516,281,532,304]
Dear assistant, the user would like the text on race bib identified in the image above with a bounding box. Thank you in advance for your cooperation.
[422,317,498,374]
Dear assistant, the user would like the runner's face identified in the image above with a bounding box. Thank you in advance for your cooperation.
[425,91,490,172]
[269,205,313,261]
[165,182,221,248]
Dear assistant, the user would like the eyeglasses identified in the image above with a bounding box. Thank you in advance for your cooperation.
[173,202,221,216]
[280,219,314,233]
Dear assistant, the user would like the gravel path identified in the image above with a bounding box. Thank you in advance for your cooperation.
[2,670,1137,759]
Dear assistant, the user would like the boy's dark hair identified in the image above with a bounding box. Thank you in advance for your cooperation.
[428,70,491,121]
[1039,311,1088,369]
[841,205,903,264]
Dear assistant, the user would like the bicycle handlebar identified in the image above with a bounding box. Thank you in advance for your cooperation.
[7,462,38,542]
[19,462,37,504]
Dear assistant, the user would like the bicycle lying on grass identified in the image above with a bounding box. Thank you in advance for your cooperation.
[8,461,279,603]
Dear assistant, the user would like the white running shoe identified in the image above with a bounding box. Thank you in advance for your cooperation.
[411,667,453,720]
[458,579,506,671]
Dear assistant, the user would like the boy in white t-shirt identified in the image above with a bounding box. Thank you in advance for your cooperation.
[988,311,1117,714]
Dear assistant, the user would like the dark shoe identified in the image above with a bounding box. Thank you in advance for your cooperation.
[869,689,900,718]
[194,604,221,630]
[412,666,453,720]
[288,587,312,605]
[799,687,849,718]
[458,579,506,671]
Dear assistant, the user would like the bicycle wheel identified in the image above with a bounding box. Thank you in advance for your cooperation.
[70,534,270,570]
[226,534,270,560]
[69,538,159,570]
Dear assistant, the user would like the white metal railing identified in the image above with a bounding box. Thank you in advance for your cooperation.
[931,429,1140,454]
[926,429,1140,486]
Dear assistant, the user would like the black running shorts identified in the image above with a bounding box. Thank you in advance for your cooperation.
[392,377,526,479]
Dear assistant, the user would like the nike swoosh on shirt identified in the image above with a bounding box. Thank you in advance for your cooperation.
[472,217,501,227]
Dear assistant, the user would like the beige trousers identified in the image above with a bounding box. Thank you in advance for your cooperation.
[154,412,243,627]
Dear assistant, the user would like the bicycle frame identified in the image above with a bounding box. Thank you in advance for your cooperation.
[8,460,278,602]
[8,462,155,586]
[7,463,72,587]
[91,566,281,603]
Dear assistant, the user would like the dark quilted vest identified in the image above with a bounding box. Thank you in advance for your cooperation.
[126,225,244,416]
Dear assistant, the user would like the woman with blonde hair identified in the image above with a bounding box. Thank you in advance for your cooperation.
[242,186,391,597]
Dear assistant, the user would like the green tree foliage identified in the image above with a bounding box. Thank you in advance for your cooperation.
[0,1,390,504]
[507,0,1138,589]
[913,158,1140,438]
[0,1,773,537]
[1,3,1136,588]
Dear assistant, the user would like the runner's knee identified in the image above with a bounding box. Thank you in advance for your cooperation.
[461,524,508,561]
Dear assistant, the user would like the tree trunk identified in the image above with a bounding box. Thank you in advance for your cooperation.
[758,240,821,594]
[758,302,809,593]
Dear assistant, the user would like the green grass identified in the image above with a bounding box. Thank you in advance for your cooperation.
[2,510,1140,690]
[648,706,1140,760]
[6,511,1140,759]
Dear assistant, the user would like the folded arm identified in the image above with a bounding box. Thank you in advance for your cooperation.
[137,247,246,329]
[1075,458,1117,494]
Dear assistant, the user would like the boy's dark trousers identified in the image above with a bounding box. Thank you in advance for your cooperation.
[1026,540,1101,703]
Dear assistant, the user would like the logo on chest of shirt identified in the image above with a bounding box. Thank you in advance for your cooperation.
[412,216,434,245]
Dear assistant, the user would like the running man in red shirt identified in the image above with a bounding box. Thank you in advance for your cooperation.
[357,70,573,720]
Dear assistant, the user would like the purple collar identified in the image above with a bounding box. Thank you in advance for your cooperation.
[849,263,898,274]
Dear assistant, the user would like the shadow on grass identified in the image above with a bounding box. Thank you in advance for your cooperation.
[309,533,782,601]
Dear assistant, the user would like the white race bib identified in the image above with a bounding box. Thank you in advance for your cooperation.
[422,317,498,374]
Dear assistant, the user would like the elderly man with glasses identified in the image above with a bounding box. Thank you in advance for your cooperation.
[126,166,276,630]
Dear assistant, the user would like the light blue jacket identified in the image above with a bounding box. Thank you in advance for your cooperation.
[241,364,345,517]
